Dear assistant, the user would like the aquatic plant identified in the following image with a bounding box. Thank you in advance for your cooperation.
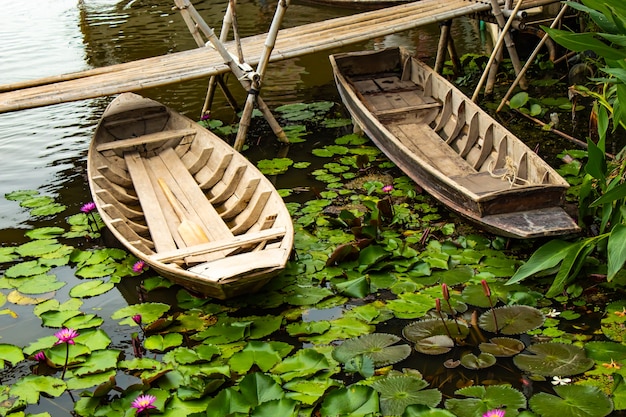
[0,102,619,417]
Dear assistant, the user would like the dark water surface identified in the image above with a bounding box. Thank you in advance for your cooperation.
[0,1,491,413]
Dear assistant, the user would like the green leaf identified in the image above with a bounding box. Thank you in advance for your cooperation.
[546,238,600,298]
[529,384,613,417]
[0,343,25,367]
[229,341,293,373]
[11,375,66,404]
[543,27,626,60]
[332,333,411,367]
[509,92,529,109]
[589,182,626,207]
[239,372,285,407]
[608,224,626,281]
[506,240,576,285]
[334,275,370,298]
[271,348,331,381]
[513,342,594,376]
[320,384,379,416]
[144,333,183,352]
[69,280,115,298]
[4,260,50,278]
[372,375,442,415]
[445,385,526,417]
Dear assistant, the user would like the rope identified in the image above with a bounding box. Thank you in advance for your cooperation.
[488,156,529,187]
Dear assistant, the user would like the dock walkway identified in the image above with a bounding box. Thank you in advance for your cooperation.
[0,0,554,113]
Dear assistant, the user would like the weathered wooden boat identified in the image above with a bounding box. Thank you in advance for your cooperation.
[329,47,579,238]
[87,92,294,299]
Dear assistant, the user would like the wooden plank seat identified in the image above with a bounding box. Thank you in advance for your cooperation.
[96,128,196,152]
[187,248,289,282]
[149,227,287,263]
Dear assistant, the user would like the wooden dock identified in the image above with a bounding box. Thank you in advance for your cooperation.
[0,0,557,113]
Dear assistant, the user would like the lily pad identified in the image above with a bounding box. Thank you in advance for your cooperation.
[332,333,411,367]
[529,384,613,417]
[371,375,442,416]
[513,342,594,376]
[403,319,470,343]
[445,385,527,417]
[479,337,525,357]
[460,352,496,370]
[414,335,455,355]
[478,305,545,334]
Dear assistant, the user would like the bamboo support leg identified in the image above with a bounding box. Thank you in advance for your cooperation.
[496,4,569,112]
[447,34,462,77]
[484,41,502,95]
[490,0,527,89]
[434,21,451,74]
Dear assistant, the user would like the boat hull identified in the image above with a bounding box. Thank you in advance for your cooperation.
[87,93,293,299]
[329,47,579,238]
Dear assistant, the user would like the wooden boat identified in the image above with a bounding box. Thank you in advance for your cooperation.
[329,47,579,238]
[87,92,293,299]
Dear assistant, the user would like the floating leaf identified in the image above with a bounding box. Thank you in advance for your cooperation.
[75,263,117,279]
[7,290,53,305]
[320,384,379,416]
[478,305,545,334]
[271,349,331,381]
[584,341,626,362]
[0,343,25,367]
[239,372,284,407]
[286,320,331,336]
[4,260,50,278]
[25,227,65,240]
[460,352,496,370]
[445,385,526,417]
[529,384,613,417]
[371,375,442,415]
[111,302,171,326]
[15,274,65,295]
[5,189,39,201]
[144,333,183,352]
[332,333,411,367]
[479,337,525,357]
[0,247,18,263]
[513,342,594,376]
[69,280,115,298]
[230,341,293,373]
[403,319,469,343]
[414,335,455,355]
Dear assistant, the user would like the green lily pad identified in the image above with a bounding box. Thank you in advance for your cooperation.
[479,337,525,357]
[529,384,613,417]
[69,280,115,298]
[14,273,65,295]
[460,352,496,370]
[144,333,183,352]
[513,342,594,376]
[320,384,379,416]
[445,385,527,417]
[478,305,545,334]
[0,343,25,367]
[403,319,470,343]
[332,333,411,367]
[24,227,65,240]
[4,260,51,278]
[371,375,442,416]
[414,335,455,355]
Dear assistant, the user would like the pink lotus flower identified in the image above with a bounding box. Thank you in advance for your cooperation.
[132,314,142,325]
[80,202,96,214]
[133,260,146,273]
[131,394,157,414]
[483,409,506,417]
[382,184,393,193]
[54,328,79,345]
[34,351,46,362]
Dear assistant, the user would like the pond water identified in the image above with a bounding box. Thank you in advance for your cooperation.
[0,1,598,416]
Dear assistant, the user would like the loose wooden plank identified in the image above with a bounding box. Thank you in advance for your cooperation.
[123,151,178,252]
[154,147,233,241]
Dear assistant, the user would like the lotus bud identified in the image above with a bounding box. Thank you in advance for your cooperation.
[442,283,450,301]
[481,279,491,297]
[435,298,441,312]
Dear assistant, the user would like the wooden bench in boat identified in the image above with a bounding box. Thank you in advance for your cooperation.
[187,248,289,282]
[97,128,196,153]
[149,227,286,263]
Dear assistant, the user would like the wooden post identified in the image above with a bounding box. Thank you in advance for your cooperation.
[471,0,525,101]
[497,4,569,112]
[233,0,290,151]
[434,21,451,74]
[173,0,289,150]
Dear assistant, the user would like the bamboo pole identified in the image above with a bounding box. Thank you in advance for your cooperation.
[434,21,451,73]
[233,0,290,151]
[173,0,288,149]
[471,0,525,102]
[202,1,236,116]
[496,4,569,112]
